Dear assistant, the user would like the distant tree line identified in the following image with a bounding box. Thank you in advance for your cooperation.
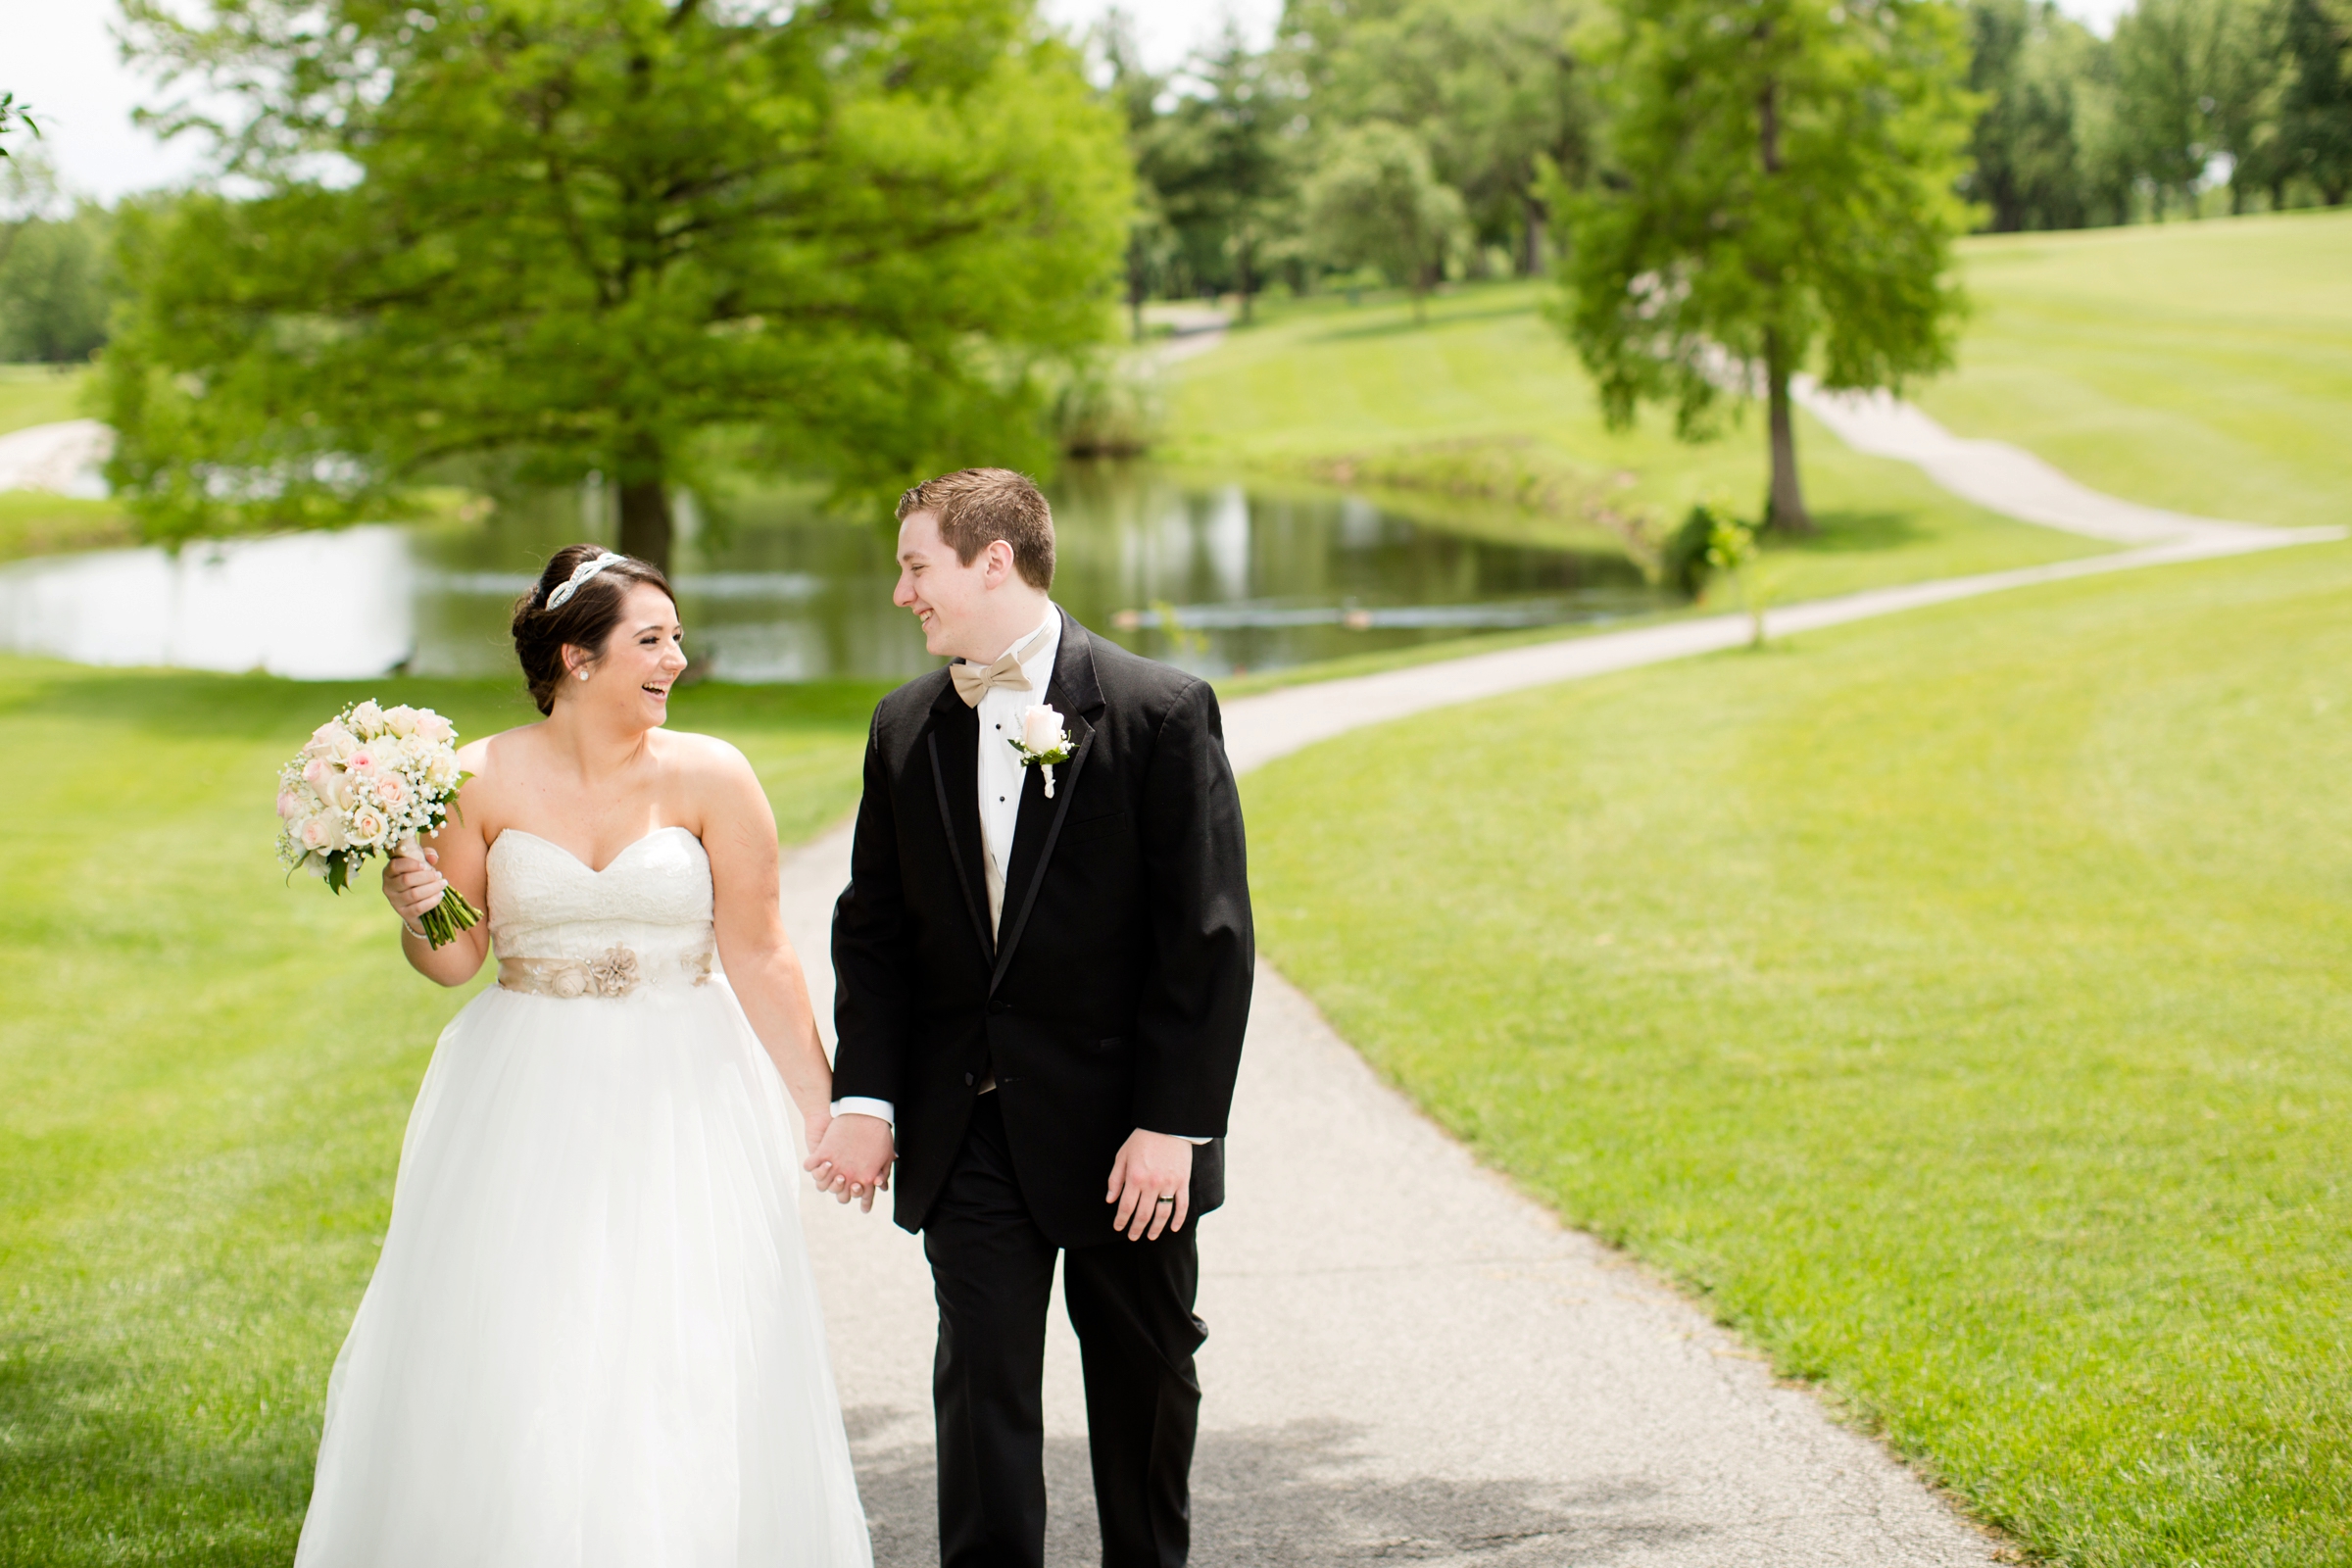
[1102,0,2348,320]
[1965,0,2352,224]
[5,0,2344,362]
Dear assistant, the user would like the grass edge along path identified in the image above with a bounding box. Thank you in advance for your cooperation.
[0,665,888,1566]
[1241,539,2352,1568]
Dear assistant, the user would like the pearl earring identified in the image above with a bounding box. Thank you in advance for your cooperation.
[576,668,589,680]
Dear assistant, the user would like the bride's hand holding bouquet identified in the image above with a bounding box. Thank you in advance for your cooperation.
[274,699,482,947]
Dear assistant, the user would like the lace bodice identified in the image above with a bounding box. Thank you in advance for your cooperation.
[486,827,715,973]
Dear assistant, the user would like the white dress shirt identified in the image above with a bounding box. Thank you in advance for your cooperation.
[974,611,1062,938]
[833,607,1205,1144]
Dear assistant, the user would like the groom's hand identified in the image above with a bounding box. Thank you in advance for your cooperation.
[1107,1130,1193,1241]
[806,1114,894,1213]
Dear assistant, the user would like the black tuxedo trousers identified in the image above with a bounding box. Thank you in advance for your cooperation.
[832,613,1253,1568]
[927,1095,1205,1568]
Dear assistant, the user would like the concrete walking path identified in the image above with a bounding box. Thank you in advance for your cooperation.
[0,418,111,497]
[1791,381,2256,545]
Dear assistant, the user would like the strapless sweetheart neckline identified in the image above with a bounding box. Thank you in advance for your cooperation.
[494,823,696,875]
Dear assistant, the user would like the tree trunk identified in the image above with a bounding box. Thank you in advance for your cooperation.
[1127,239,1148,343]
[619,475,673,573]
[1763,327,1812,535]
[1520,192,1547,275]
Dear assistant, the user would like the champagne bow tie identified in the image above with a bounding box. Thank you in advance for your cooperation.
[950,623,1053,708]
[950,652,1029,707]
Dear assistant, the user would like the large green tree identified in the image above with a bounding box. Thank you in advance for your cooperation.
[1300,121,1469,316]
[1286,0,1594,273]
[1132,25,1298,320]
[0,199,116,363]
[1553,0,1976,532]
[2276,0,2352,202]
[1962,0,2129,229]
[2110,0,2280,216]
[104,0,1130,564]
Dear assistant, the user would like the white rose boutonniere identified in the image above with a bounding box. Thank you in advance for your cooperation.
[1008,704,1075,798]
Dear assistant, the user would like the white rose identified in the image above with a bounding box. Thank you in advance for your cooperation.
[412,710,454,745]
[1020,705,1067,753]
[381,704,418,737]
[373,771,410,809]
[347,805,389,848]
[308,722,359,761]
[349,700,385,735]
[299,813,349,853]
[424,749,462,789]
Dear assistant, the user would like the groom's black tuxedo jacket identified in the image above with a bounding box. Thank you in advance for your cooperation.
[831,610,1253,1247]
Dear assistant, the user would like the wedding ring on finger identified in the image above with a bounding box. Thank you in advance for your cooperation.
[1154,1195,1175,1206]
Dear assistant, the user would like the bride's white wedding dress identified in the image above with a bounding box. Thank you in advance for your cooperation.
[295,826,872,1568]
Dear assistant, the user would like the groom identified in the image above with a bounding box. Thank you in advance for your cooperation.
[812,468,1253,1568]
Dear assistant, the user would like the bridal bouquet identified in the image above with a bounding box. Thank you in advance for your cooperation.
[274,700,482,947]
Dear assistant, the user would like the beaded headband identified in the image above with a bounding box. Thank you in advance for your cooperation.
[543,552,626,611]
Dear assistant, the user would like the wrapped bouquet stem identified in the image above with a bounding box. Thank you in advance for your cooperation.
[275,699,482,948]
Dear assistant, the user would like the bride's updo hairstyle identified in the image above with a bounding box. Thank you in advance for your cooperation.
[512,543,675,715]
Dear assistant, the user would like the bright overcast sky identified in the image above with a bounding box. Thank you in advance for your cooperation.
[17,0,2131,205]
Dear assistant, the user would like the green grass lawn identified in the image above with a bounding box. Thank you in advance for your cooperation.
[1164,282,2113,606]
[0,364,91,436]
[1244,539,2352,1568]
[0,662,885,1564]
[1922,211,2352,531]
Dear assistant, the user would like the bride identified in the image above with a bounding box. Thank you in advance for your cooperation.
[295,545,875,1566]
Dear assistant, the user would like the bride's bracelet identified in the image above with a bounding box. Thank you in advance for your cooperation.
[399,913,428,941]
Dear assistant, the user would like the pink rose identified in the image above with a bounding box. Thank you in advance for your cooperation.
[373,772,409,808]
[412,711,454,745]
[277,787,305,820]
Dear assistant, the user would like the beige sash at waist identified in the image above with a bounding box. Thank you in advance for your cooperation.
[497,945,714,1000]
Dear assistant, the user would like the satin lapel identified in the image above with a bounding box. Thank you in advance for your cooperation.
[923,691,993,962]
[989,612,1109,995]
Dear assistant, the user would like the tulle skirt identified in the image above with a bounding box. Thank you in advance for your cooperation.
[294,980,872,1568]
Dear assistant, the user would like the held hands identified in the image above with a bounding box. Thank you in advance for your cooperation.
[1107,1130,1193,1242]
[805,1112,894,1213]
[382,847,450,935]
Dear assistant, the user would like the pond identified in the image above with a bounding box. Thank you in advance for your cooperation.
[0,466,1661,682]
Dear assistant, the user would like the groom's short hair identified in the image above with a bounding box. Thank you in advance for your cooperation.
[897,468,1055,590]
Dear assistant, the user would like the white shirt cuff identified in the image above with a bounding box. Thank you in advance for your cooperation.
[831,1098,896,1126]
[1163,1134,1212,1145]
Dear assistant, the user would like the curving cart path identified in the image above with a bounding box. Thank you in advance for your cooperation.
[785,382,2340,1564]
